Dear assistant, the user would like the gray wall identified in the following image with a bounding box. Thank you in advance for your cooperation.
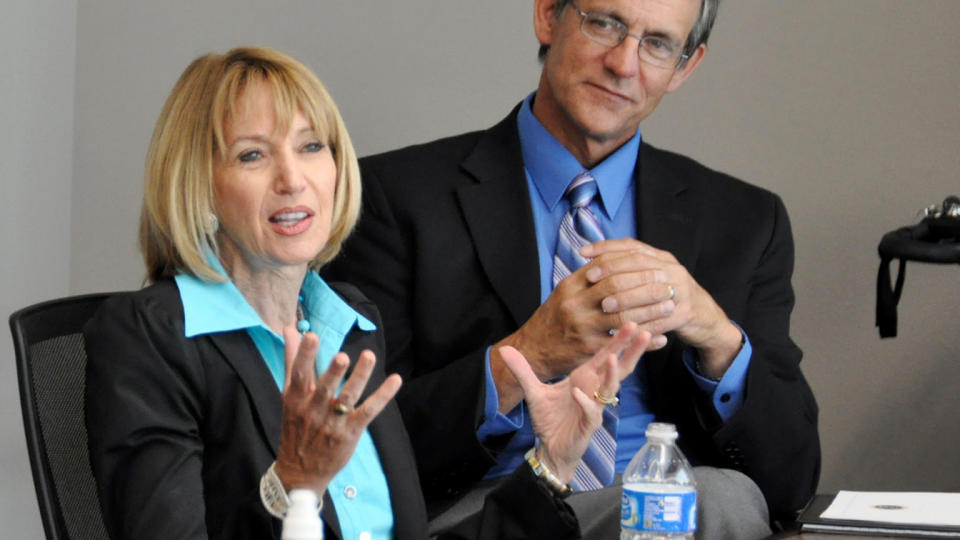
[4,0,959,535]
[2,0,77,536]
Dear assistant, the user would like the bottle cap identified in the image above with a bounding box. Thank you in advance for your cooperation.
[645,422,679,441]
[283,489,323,540]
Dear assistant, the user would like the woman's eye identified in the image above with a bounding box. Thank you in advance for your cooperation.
[303,141,325,153]
[238,150,262,163]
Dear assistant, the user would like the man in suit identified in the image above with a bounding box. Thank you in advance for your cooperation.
[324,0,819,535]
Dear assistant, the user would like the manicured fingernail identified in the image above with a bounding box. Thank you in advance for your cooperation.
[601,297,618,313]
[586,267,603,282]
[653,335,668,348]
[580,244,595,257]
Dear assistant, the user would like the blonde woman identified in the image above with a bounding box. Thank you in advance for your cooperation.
[84,47,651,540]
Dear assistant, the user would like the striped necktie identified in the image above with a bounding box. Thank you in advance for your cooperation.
[552,171,619,491]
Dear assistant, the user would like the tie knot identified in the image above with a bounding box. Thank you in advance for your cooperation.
[565,172,598,210]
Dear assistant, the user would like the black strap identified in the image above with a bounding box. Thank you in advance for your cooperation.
[875,256,906,338]
[875,198,960,338]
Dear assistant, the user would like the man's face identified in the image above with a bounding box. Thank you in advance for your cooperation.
[533,0,704,164]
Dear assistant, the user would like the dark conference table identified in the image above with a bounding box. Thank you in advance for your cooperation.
[768,531,906,540]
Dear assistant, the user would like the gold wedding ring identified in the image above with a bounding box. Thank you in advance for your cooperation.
[593,390,619,406]
[667,284,676,300]
[331,399,351,415]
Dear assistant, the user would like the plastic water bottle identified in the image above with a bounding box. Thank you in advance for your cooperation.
[620,423,697,539]
[282,489,324,540]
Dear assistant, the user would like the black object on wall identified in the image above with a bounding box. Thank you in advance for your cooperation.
[877,196,960,338]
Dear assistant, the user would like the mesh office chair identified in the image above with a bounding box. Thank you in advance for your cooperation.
[10,293,113,540]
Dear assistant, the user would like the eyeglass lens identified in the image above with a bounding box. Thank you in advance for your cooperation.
[578,10,683,67]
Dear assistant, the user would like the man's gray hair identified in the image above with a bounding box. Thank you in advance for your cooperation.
[537,0,720,67]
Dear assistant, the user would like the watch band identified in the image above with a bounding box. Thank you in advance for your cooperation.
[525,447,573,498]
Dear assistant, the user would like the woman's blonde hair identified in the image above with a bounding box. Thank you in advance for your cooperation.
[140,46,361,283]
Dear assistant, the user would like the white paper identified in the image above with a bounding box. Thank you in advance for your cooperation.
[821,491,960,527]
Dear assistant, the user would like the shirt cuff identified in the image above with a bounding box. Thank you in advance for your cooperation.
[477,346,525,441]
[682,323,752,423]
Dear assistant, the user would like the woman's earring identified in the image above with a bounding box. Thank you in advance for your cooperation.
[207,213,219,234]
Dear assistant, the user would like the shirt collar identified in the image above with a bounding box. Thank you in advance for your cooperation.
[517,92,641,220]
[175,252,375,338]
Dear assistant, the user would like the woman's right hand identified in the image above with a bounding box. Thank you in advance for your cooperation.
[273,328,402,495]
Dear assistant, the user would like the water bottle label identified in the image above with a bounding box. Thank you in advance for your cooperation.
[621,487,697,533]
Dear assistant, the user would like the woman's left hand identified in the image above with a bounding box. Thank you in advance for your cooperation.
[498,322,652,483]
[273,328,402,495]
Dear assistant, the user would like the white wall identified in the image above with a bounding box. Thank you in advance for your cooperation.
[4,1,960,535]
[1,1,77,537]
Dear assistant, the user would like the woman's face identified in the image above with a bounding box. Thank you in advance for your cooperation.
[213,81,337,277]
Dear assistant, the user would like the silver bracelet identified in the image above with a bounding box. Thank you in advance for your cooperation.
[260,462,294,519]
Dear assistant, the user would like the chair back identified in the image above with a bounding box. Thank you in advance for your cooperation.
[9,293,113,540]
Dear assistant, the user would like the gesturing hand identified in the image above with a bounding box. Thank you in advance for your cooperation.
[499,322,652,483]
[274,327,402,495]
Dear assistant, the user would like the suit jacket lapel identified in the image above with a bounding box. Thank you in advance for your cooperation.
[456,106,541,327]
[207,332,283,454]
[634,143,700,404]
[635,143,699,272]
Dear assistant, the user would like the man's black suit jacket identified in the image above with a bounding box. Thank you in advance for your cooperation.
[324,105,821,522]
[84,278,579,539]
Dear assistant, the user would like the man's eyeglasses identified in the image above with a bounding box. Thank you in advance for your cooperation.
[569,1,689,69]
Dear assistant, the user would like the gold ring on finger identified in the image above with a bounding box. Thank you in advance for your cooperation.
[593,390,619,406]
[331,399,351,415]
[667,284,676,301]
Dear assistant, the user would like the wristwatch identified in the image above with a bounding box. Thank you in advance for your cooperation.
[525,447,573,498]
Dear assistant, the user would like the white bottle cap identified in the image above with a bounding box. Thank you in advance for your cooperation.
[282,489,323,540]
[645,422,679,441]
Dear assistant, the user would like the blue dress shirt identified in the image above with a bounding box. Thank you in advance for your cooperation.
[479,93,753,477]
[175,256,393,540]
